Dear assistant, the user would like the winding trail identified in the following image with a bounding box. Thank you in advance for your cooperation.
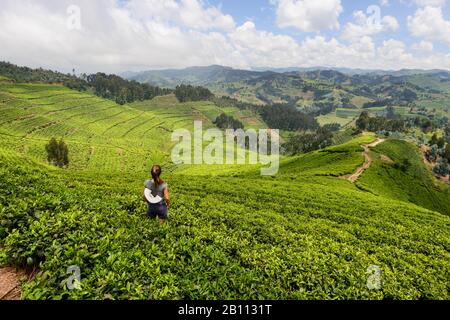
[346,138,386,183]
[0,267,22,300]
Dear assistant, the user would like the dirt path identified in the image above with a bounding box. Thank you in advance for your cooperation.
[0,267,23,300]
[346,138,386,183]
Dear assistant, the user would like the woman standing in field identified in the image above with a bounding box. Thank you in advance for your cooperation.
[143,165,170,224]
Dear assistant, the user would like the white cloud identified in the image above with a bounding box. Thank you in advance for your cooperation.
[0,0,449,73]
[124,0,235,31]
[413,0,446,7]
[273,0,343,32]
[411,40,434,52]
[341,10,399,42]
[0,0,238,72]
[229,21,301,68]
[408,6,450,43]
[377,39,414,65]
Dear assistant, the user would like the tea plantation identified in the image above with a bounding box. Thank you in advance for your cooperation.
[0,81,449,299]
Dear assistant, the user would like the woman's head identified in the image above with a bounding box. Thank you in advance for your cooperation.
[151,165,162,186]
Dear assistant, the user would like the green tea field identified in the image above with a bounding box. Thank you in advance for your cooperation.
[0,81,449,300]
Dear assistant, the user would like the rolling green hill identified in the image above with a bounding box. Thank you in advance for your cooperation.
[0,82,265,173]
[0,82,449,300]
[125,65,450,127]
[357,140,450,215]
[123,65,272,89]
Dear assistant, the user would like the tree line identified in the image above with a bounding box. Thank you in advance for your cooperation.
[212,96,259,110]
[174,84,214,103]
[356,111,405,132]
[283,127,333,155]
[259,104,319,132]
[0,61,171,105]
[86,73,172,105]
[0,61,80,85]
[213,113,244,130]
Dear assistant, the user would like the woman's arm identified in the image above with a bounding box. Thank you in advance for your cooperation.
[164,187,170,208]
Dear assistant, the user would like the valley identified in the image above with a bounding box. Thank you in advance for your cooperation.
[0,65,449,300]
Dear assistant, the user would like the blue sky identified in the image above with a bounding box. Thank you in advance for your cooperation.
[214,0,449,50]
[0,0,449,73]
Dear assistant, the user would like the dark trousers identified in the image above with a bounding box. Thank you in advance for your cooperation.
[147,202,168,220]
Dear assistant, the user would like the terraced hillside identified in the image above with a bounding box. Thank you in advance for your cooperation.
[0,81,449,300]
[0,82,265,173]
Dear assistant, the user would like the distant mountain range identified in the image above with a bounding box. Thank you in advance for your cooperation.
[122,65,273,88]
[121,65,450,88]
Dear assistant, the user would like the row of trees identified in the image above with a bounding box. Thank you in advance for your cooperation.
[0,61,80,85]
[86,73,172,105]
[174,85,213,103]
[283,127,333,155]
[212,96,258,110]
[0,62,172,106]
[356,111,405,132]
[363,99,392,109]
[214,113,244,130]
[259,104,319,132]
[429,133,447,149]
[303,102,336,117]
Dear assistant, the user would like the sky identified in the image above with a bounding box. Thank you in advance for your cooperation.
[0,0,449,74]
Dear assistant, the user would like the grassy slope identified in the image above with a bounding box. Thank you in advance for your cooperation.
[277,134,375,178]
[0,83,264,173]
[0,83,449,299]
[357,140,450,216]
[1,148,450,300]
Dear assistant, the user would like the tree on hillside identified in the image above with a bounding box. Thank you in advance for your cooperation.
[259,104,318,131]
[322,123,341,132]
[86,73,171,105]
[433,160,449,176]
[46,138,59,165]
[426,145,439,162]
[214,113,244,130]
[283,127,333,155]
[174,85,213,103]
[430,133,439,146]
[46,138,69,168]
[386,106,396,119]
[59,140,69,167]
[444,143,450,162]
[445,126,450,142]
[429,133,446,148]
[356,111,370,131]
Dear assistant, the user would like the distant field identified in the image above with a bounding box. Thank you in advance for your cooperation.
[317,108,360,127]
[350,95,372,108]
[416,97,450,114]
